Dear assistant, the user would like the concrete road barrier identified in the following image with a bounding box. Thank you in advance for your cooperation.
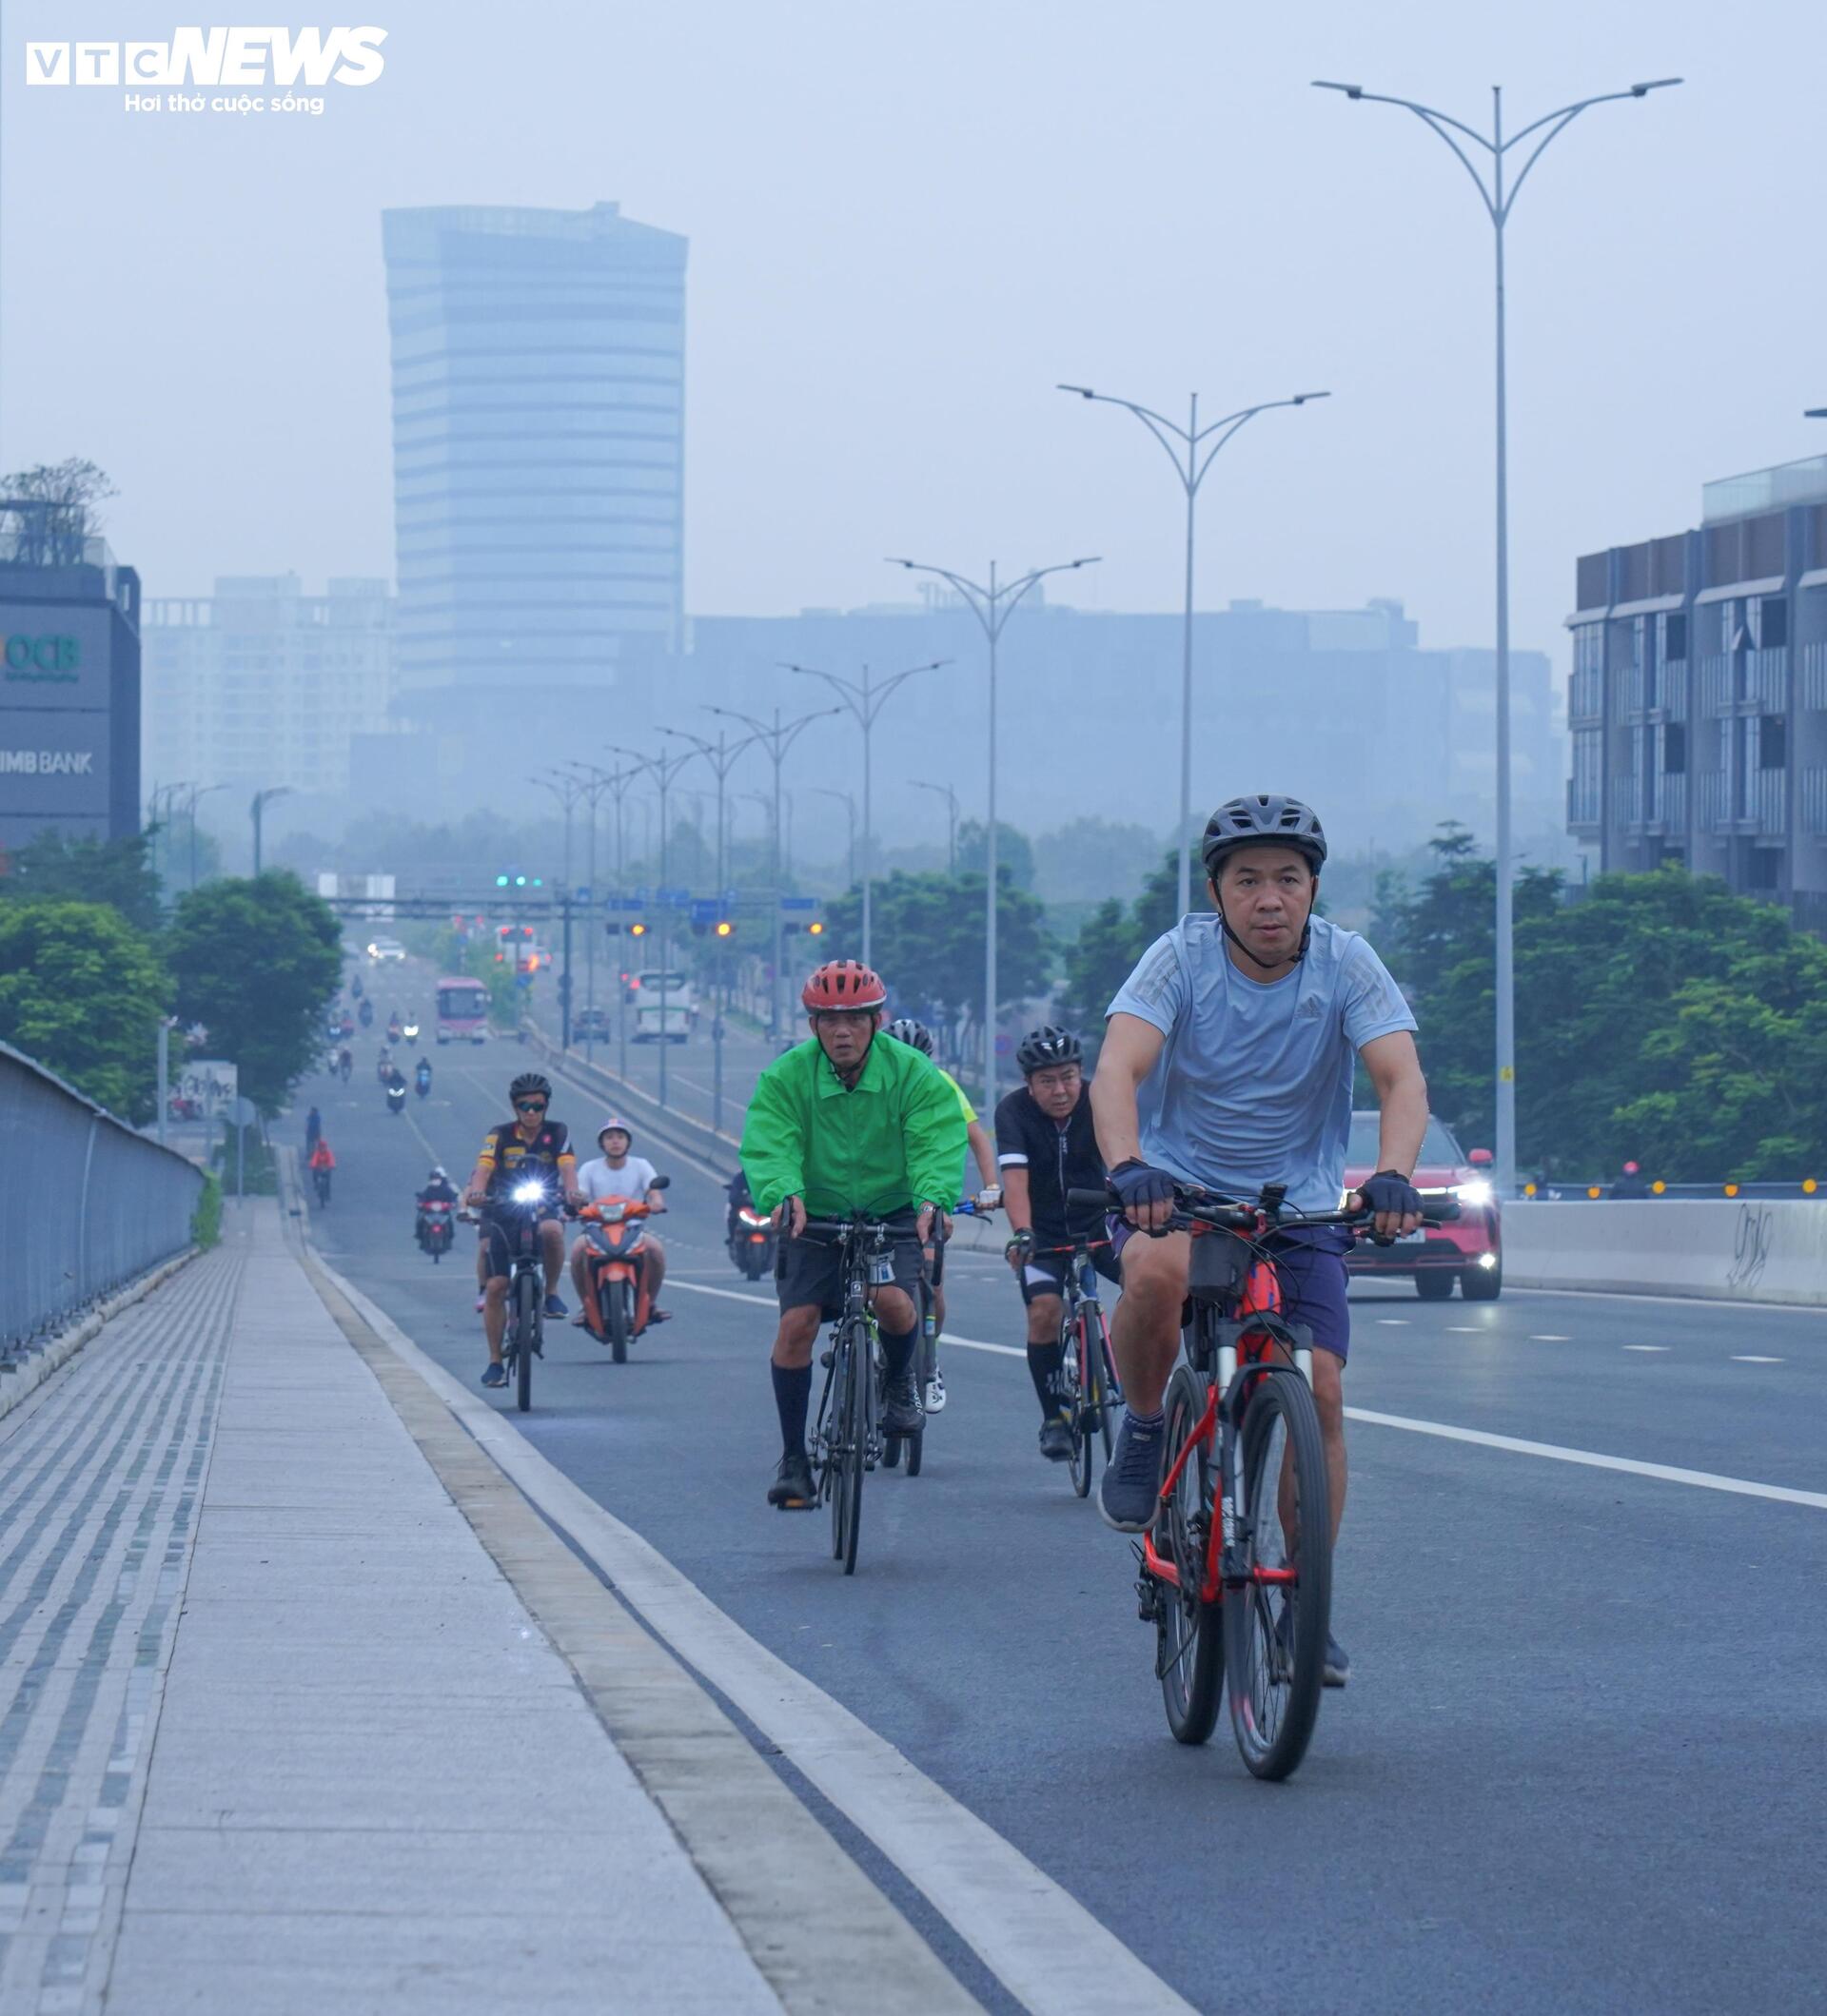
[1503,1199,1827,1306]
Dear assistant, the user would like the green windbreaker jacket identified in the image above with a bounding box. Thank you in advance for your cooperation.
[739,1034,968,1219]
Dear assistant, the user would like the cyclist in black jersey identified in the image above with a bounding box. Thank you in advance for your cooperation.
[462,1071,582,1388]
[994,1026,1117,1462]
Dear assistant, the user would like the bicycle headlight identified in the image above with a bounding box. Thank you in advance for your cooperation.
[1454,1179,1494,1208]
[512,1179,546,1204]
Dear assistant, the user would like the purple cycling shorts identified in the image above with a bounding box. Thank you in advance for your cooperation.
[1109,1219,1354,1362]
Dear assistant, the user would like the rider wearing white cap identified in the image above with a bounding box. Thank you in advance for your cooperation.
[569,1118,668,1317]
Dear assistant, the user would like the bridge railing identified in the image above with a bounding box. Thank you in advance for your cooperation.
[0,1041,206,1359]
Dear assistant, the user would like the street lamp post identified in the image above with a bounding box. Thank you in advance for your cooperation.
[1315,72,1680,1199]
[249,786,291,877]
[1055,385,1326,920]
[660,724,765,1138]
[706,701,840,1041]
[784,659,946,968]
[182,784,227,891]
[887,556,1098,1108]
[561,762,632,1064]
[577,760,645,1083]
[534,770,589,1048]
[912,777,961,873]
[606,743,702,1110]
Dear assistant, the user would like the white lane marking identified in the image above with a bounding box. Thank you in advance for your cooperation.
[1529,1334,1571,1341]
[322,1259,1194,2015]
[1512,1283,1824,1315]
[1346,1406,1827,1512]
[1732,1355,1785,1363]
[1445,1325,1483,1333]
[667,1282,1029,1357]
[1622,1344,1669,1353]
[1376,1318,1410,1326]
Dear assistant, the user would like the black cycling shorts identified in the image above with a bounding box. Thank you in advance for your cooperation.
[480,1211,560,1281]
[1017,1241,1122,1308]
[776,1228,926,1321]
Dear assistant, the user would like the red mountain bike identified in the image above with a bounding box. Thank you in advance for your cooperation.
[1071,1179,1458,1779]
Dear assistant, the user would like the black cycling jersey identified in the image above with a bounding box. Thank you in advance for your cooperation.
[476,1119,573,1204]
[993,1085,1107,1244]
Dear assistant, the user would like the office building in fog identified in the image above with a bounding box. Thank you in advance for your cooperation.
[0,502,141,852]
[609,595,1561,861]
[143,576,394,802]
[1567,453,1827,934]
[377,201,687,789]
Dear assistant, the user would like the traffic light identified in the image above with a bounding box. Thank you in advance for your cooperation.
[715,919,735,939]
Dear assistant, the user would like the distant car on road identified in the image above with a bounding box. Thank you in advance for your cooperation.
[365,936,407,963]
[572,1008,614,1041]
[1342,1109,1502,1302]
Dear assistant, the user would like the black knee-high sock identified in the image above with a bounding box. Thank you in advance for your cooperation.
[771,1360,812,1456]
[880,1326,918,1381]
[1027,1339,1065,1417]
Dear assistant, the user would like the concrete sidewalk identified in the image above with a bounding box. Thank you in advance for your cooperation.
[0,1201,782,2015]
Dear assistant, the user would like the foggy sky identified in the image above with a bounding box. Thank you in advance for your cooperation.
[4,0,1822,699]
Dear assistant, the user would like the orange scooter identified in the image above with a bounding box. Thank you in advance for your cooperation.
[578,1175,671,1363]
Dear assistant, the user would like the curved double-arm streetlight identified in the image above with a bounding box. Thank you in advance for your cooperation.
[783,659,948,967]
[912,777,961,873]
[1313,73,1680,1200]
[886,556,1096,1105]
[705,701,842,1038]
[248,786,291,877]
[1056,385,1326,919]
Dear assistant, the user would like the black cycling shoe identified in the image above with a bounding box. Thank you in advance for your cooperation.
[880,1371,923,1437]
[767,1451,816,1509]
[1037,1415,1074,1462]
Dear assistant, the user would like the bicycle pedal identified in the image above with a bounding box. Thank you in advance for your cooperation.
[1135,1577,1158,1623]
[820,1349,835,1369]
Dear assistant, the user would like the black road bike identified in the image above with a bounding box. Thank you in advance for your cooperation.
[478,1174,565,1414]
[801,1213,919,1575]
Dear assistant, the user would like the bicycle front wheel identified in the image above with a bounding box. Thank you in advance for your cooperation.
[1091,1306,1119,1460]
[1157,1364,1224,1744]
[1224,1368,1331,1781]
[514,1271,537,1414]
[1061,1311,1090,1498]
[831,1321,868,1574]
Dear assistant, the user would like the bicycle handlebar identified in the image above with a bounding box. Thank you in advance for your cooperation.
[1065,1183,1462,1231]
[797,1211,925,1244]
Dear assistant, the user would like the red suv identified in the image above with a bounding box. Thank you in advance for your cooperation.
[1342,1110,1502,1302]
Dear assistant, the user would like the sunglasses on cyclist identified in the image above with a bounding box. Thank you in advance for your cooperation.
[515,1099,547,1113]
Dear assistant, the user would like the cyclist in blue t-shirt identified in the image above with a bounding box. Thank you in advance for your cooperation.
[1090,794,1430,1688]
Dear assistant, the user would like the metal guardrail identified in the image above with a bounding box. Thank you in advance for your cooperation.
[0,1041,206,1359]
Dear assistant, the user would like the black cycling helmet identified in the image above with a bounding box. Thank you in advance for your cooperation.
[1016,1025,1082,1074]
[1200,794,1327,877]
[509,1070,552,1104]
[886,1017,934,1057]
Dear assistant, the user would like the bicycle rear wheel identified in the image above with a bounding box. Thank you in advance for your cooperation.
[1224,1368,1331,1781]
[1061,1310,1090,1498]
[514,1271,537,1414]
[1156,1364,1224,1744]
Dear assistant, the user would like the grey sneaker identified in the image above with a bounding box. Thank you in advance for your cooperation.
[881,1371,923,1437]
[1097,1413,1164,1533]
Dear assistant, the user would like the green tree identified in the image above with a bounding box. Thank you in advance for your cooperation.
[167,872,343,1115]
[956,819,1036,891]
[822,868,1051,1021]
[0,901,167,1119]
[1054,848,1189,1046]
[1,828,166,934]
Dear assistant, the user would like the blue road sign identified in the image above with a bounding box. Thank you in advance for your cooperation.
[780,895,818,911]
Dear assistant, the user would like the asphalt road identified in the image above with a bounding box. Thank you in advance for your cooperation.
[300,969,1827,2014]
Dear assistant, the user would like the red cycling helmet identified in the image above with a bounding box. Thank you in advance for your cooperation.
[801,959,887,1012]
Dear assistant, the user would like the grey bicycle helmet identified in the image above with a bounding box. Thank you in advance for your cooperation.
[508,1070,552,1103]
[886,1017,934,1057]
[1200,794,1327,876]
[1016,1025,1082,1073]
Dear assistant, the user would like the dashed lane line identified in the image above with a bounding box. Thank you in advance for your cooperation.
[1622,1344,1670,1352]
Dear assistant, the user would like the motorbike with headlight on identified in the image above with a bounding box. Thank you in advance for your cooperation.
[727,1200,777,1280]
[578,1177,671,1363]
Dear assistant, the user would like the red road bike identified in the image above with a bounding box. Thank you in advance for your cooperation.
[1071,1180,1458,1779]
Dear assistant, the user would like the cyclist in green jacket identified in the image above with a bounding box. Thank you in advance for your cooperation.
[741,958,968,1509]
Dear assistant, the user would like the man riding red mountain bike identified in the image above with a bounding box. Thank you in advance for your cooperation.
[739,959,967,1510]
[1091,793,1429,1688]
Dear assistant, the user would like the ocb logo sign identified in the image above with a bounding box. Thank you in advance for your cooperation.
[2,635,80,680]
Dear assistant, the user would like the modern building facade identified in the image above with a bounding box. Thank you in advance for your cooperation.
[606,596,1562,861]
[380,202,687,767]
[142,576,394,801]
[1567,454,1827,933]
[0,502,141,852]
